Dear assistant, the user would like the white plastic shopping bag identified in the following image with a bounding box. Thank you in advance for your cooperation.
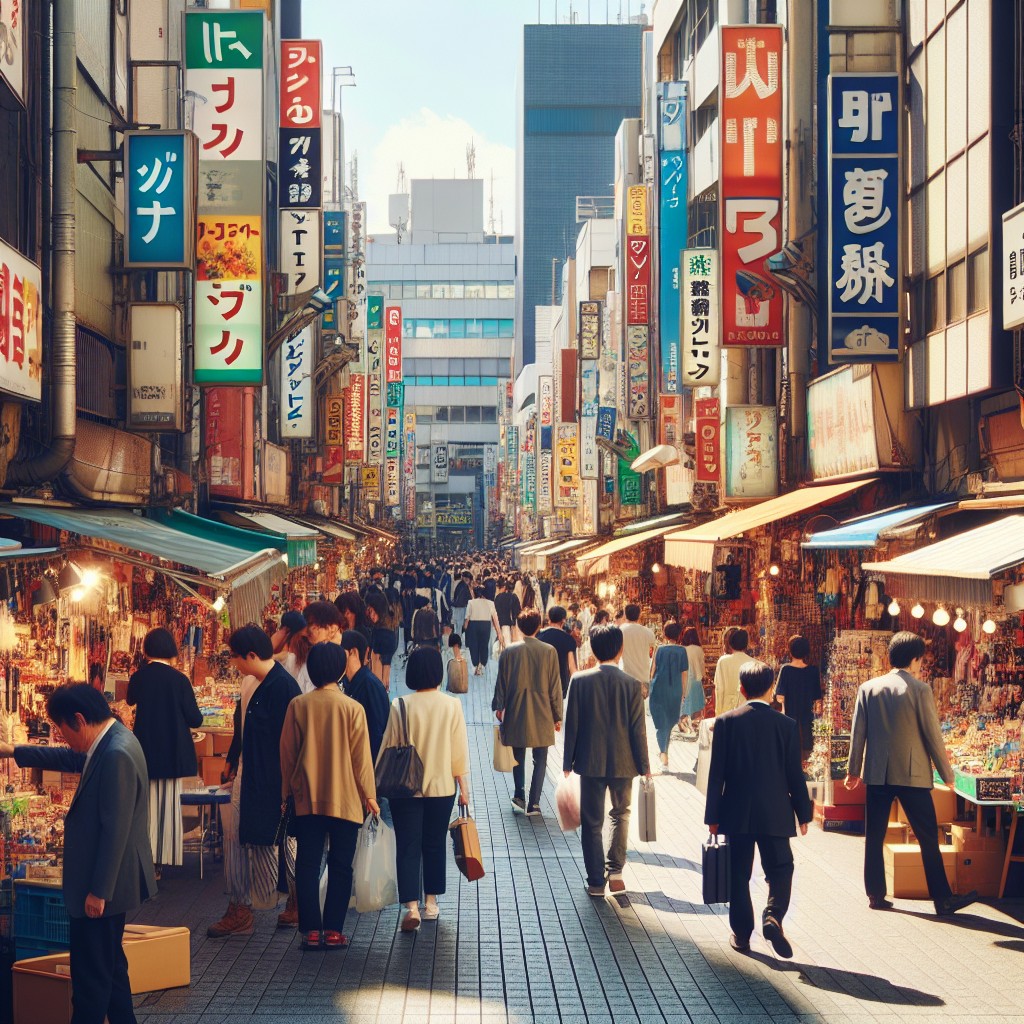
[555,773,581,832]
[351,813,399,913]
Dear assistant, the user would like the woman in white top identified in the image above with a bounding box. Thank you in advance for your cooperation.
[272,610,313,694]
[464,586,502,676]
[679,626,707,735]
[377,647,469,931]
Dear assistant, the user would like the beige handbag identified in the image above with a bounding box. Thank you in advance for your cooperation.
[492,726,518,772]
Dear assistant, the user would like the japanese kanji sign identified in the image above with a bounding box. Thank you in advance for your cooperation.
[0,238,41,402]
[579,301,601,360]
[278,128,322,209]
[385,458,400,507]
[720,25,784,347]
[324,395,344,446]
[432,443,449,484]
[280,40,322,128]
[626,325,650,419]
[725,405,778,499]
[626,186,647,236]
[385,406,401,459]
[1003,202,1024,330]
[279,326,312,439]
[385,307,402,384]
[366,331,384,466]
[680,250,721,386]
[658,81,688,393]
[0,0,24,103]
[626,236,650,325]
[125,131,195,268]
[554,424,580,509]
[279,210,321,295]
[346,374,365,463]
[829,73,901,362]
[695,397,720,484]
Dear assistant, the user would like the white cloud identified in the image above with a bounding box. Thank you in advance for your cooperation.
[360,108,515,236]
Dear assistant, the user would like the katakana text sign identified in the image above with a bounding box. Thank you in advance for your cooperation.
[188,67,264,162]
[579,302,601,360]
[1003,202,1024,330]
[625,236,651,325]
[0,238,41,401]
[385,307,402,384]
[828,73,900,362]
[279,128,322,209]
[324,395,344,447]
[720,25,784,347]
[194,280,262,383]
[280,40,322,128]
[185,12,263,70]
[279,210,321,295]
[346,374,365,463]
[681,250,721,386]
[279,326,312,438]
[658,81,688,393]
[125,131,195,268]
[695,397,720,484]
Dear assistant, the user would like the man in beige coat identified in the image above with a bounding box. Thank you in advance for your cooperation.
[492,609,563,816]
[846,631,976,916]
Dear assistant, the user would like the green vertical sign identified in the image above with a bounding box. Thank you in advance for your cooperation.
[184,12,265,69]
[618,433,643,506]
[367,296,383,330]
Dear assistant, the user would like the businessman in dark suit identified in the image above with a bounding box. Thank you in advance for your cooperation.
[1,683,156,1024]
[562,624,650,896]
[705,661,812,958]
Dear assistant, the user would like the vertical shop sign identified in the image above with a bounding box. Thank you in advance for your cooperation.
[658,393,683,447]
[324,211,345,252]
[720,25,784,347]
[657,82,688,393]
[1003,203,1024,330]
[579,302,601,360]
[554,424,580,508]
[680,249,720,386]
[279,325,313,438]
[385,306,402,383]
[280,40,321,128]
[279,210,321,295]
[278,128,322,209]
[597,406,616,441]
[366,331,383,465]
[0,238,41,401]
[385,458,400,507]
[626,236,651,325]
[0,0,24,102]
[186,9,265,385]
[695,397,721,484]
[362,465,380,497]
[403,410,416,521]
[367,294,383,331]
[828,73,900,362]
[539,376,553,429]
[626,186,647,235]
[581,361,598,480]
[618,433,643,506]
[521,420,536,509]
[537,450,553,514]
[125,131,195,268]
[725,405,778,499]
[626,326,650,418]
[432,443,449,484]
[346,373,365,463]
[384,406,400,458]
[128,304,183,430]
[323,394,344,484]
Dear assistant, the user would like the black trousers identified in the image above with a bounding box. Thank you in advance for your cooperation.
[727,834,794,942]
[69,912,135,1024]
[864,784,952,903]
[512,746,548,806]
[293,814,360,934]
[466,621,491,667]
[389,794,456,903]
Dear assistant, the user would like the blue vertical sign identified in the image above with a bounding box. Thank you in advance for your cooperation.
[657,82,687,394]
[125,131,194,268]
[828,74,900,363]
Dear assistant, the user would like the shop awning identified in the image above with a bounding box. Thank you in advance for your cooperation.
[542,537,598,556]
[353,517,399,543]
[230,511,320,568]
[801,502,955,550]
[614,510,690,536]
[862,515,1024,606]
[293,515,357,544]
[576,523,685,576]
[0,505,287,626]
[664,479,875,572]
[630,444,680,473]
[518,538,562,555]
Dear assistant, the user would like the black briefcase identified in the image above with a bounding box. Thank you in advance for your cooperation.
[702,833,730,904]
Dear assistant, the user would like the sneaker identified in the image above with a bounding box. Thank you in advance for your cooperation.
[607,874,626,894]
[526,804,542,817]
[207,903,254,938]
[277,893,298,928]
[511,795,527,814]
[586,885,606,897]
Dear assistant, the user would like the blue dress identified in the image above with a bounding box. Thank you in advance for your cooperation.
[648,644,689,751]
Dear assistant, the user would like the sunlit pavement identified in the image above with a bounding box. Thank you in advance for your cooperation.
[131,645,1024,1023]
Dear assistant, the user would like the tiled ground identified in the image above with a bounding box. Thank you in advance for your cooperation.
[129,650,1024,1024]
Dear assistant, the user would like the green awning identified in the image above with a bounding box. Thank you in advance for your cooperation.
[227,510,320,568]
[152,507,288,558]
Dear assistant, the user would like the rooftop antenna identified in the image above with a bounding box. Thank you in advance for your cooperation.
[396,162,407,193]
[467,139,477,179]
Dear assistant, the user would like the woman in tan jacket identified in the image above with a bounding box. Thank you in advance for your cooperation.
[280,642,379,951]
[377,646,469,932]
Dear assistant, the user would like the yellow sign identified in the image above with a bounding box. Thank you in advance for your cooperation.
[362,466,380,493]
[626,186,647,236]
[325,396,344,447]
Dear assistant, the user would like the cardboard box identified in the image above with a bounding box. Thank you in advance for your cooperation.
[896,784,958,827]
[827,778,867,806]
[813,800,865,822]
[956,849,1004,898]
[884,842,956,899]
[192,731,213,759]
[13,955,71,1024]
[201,755,226,786]
[951,823,1006,854]
[904,826,948,848]
[886,822,909,844]
[211,731,234,755]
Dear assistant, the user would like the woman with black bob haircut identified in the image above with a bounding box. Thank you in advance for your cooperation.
[126,627,204,878]
[376,646,470,932]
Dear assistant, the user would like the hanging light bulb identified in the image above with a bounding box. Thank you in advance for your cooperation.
[887,599,901,616]
[911,603,925,619]
[932,607,951,627]
[953,615,968,633]
[982,618,997,634]
[212,595,226,613]
[70,587,86,602]
[650,563,661,574]
[597,581,608,599]
[769,564,780,577]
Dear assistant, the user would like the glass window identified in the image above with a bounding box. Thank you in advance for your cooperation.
[466,407,482,423]
[449,407,465,422]
[481,359,499,375]
[403,283,417,298]
[926,272,945,333]
[431,376,448,386]
[416,283,431,298]
[449,319,466,338]
[481,376,498,387]
[465,376,481,385]
[482,320,499,338]
[947,259,966,324]
[416,408,432,423]
[449,359,465,375]
[465,282,485,299]
[465,319,483,338]
[484,282,498,299]
[430,359,446,375]
[968,247,989,314]
[435,407,448,422]
[431,283,448,299]
[482,406,497,422]
[499,319,514,337]
[498,283,515,299]
[449,376,465,386]
[450,283,465,299]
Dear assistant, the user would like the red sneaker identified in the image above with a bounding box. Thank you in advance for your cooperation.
[323,930,349,949]
[301,930,322,950]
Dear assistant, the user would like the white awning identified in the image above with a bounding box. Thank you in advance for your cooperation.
[630,444,680,473]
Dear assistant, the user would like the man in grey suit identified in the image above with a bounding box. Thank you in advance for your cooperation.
[492,609,563,815]
[846,631,976,916]
[562,624,651,895]
[1,683,156,1023]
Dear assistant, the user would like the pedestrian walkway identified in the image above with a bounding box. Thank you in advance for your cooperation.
[131,652,1024,1023]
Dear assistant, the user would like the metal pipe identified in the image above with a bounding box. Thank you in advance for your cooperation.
[8,0,77,486]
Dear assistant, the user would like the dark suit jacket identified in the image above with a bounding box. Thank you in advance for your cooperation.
[561,664,649,778]
[16,721,156,918]
[343,665,391,761]
[126,661,204,779]
[704,701,812,837]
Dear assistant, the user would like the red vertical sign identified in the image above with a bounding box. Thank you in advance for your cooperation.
[720,25,784,346]
[625,236,651,325]
[385,306,402,384]
[559,348,577,423]
[280,41,322,128]
[695,397,721,483]
[346,373,365,463]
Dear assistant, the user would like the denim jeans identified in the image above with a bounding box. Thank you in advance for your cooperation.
[292,814,360,934]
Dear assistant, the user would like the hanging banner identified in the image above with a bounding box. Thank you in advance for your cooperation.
[385,458,400,506]
[279,210,321,295]
[720,25,784,347]
[618,434,642,506]
[539,376,553,430]
[128,303,183,430]
[346,374,365,463]
[0,0,24,102]
[324,395,344,446]
[695,397,721,484]
[484,444,497,474]
[366,331,383,465]
[280,40,322,128]
[625,236,651,325]
[657,81,688,393]
[279,325,313,438]
[367,294,383,331]
[680,249,721,386]
[384,406,400,458]
[828,73,900,362]
[432,443,449,484]
[554,424,580,509]
[725,405,778,499]
[626,186,647,236]
[626,325,650,419]
[658,393,683,447]
[125,131,195,269]
[537,450,553,515]
[597,406,616,441]
[579,302,601,360]
[581,361,598,480]
[385,306,402,383]
[0,239,42,402]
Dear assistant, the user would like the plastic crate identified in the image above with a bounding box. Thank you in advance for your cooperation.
[14,882,69,950]
[15,939,66,962]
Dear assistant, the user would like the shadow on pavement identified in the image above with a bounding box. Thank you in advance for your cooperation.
[889,905,1024,939]
[629,850,702,872]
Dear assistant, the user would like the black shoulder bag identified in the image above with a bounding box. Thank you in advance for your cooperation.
[375,697,425,800]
